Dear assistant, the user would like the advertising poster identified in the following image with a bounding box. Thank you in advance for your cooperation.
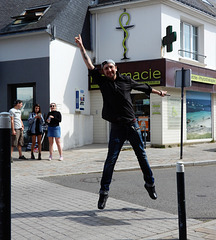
[186,91,212,140]
[168,97,181,129]
[152,102,161,115]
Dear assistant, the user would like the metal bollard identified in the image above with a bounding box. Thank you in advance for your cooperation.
[176,161,187,240]
[0,112,11,240]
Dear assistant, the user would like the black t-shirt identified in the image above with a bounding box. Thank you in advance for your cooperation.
[46,111,62,127]
[89,68,152,124]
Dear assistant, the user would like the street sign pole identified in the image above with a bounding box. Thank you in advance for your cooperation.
[180,68,185,159]
[175,68,191,159]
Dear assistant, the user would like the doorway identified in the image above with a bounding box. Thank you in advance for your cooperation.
[9,84,35,145]
[131,93,150,142]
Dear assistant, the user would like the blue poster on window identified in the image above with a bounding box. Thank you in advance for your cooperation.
[186,91,212,140]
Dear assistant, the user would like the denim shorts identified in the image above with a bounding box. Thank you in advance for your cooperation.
[47,126,61,138]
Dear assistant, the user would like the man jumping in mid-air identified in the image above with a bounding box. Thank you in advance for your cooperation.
[75,34,167,209]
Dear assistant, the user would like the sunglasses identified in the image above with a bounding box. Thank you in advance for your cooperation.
[50,105,55,107]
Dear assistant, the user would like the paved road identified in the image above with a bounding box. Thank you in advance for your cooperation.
[43,164,216,222]
[11,143,216,239]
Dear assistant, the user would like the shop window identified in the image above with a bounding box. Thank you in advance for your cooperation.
[11,5,50,25]
[131,93,150,142]
[180,22,198,61]
[186,91,212,140]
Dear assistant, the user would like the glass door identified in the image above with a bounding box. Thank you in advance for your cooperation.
[16,87,34,143]
[8,84,35,145]
[16,87,34,121]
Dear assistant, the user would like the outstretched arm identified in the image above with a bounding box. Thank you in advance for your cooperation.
[152,88,167,97]
[75,34,94,70]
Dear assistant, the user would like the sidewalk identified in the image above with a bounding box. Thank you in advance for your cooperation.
[11,143,216,239]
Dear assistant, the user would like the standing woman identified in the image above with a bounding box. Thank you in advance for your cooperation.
[28,104,45,160]
[46,103,63,161]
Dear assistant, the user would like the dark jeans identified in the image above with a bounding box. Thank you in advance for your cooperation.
[100,120,154,193]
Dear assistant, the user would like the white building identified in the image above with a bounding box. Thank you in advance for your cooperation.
[0,0,93,150]
[1,0,216,149]
[88,0,216,146]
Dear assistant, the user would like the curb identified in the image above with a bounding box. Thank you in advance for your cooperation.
[151,159,216,169]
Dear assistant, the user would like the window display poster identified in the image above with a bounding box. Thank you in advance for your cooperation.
[168,97,181,129]
[152,102,161,115]
[186,91,212,140]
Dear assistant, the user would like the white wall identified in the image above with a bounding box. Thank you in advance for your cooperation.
[204,25,216,69]
[50,39,93,149]
[93,2,216,69]
[161,5,180,60]
[0,32,49,61]
[61,113,93,149]
[49,39,91,114]
[150,87,187,146]
[90,91,109,143]
[161,3,216,69]
[0,32,94,149]
[94,4,162,64]
[150,92,163,145]
[94,1,216,70]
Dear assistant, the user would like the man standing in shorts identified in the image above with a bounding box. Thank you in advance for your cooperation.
[9,100,27,160]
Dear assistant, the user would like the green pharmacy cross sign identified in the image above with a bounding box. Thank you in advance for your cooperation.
[162,25,177,52]
[116,10,134,60]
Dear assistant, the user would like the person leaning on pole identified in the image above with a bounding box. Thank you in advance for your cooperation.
[75,34,167,210]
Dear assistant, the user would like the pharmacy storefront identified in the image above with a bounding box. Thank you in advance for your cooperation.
[90,58,216,146]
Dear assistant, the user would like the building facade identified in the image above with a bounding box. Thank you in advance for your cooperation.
[0,0,93,150]
[88,0,216,146]
[1,0,216,149]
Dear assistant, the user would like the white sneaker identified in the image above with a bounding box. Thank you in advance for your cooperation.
[59,156,63,161]
[48,155,52,161]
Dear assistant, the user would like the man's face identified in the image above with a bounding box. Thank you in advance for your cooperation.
[17,102,23,109]
[102,63,117,80]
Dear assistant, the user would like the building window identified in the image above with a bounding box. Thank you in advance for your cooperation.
[11,5,50,25]
[180,22,198,61]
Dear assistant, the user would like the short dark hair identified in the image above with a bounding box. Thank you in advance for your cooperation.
[13,100,22,106]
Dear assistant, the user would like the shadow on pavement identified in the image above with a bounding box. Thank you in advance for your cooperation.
[11,207,177,226]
